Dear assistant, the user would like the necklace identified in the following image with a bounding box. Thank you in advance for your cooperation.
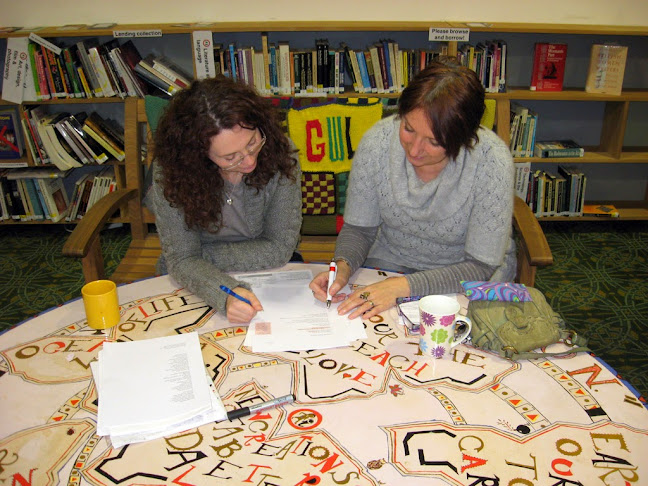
[224,191,233,205]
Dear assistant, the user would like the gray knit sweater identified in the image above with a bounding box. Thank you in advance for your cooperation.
[335,115,516,296]
[145,162,302,313]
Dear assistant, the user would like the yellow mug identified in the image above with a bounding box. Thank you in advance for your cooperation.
[82,280,120,330]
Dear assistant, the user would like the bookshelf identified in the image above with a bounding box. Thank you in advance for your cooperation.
[1,21,647,224]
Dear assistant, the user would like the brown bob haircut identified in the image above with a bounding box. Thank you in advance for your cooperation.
[397,58,485,161]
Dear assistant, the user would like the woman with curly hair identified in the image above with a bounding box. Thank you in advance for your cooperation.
[146,76,302,323]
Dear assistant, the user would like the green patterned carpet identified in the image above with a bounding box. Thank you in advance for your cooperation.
[1,222,647,399]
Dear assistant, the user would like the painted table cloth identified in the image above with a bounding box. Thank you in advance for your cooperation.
[1,263,646,485]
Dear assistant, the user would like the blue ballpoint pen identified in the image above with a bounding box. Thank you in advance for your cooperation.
[219,285,252,305]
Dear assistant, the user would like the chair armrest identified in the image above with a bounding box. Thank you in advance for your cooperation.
[513,196,553,268]
[62,188,138,258]
[513,196,553,287]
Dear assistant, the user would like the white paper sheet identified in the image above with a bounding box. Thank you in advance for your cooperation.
[94,332,226,445]
[237,270,366,352]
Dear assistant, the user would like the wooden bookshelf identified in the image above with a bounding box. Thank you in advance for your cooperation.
[1,21,647,224]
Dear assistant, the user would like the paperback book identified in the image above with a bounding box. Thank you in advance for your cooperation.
[582,204,619,218]
[534,140,584,158]
[530,43,567,92]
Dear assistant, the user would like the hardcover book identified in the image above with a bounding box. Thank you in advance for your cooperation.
[585,44,628,96]
[530,43,567,92]
[534,140,584,158]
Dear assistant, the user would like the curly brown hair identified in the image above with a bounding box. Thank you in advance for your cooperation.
[154,76,297,231]
[398,58,485,161]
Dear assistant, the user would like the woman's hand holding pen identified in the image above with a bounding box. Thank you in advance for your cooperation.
[225,287,263,324]
[310,261,351,305]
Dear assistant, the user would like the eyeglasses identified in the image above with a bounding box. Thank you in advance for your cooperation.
[216,130,266,171]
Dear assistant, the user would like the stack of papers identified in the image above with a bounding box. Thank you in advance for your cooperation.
[92,332,226,448]
[239,270,366,352]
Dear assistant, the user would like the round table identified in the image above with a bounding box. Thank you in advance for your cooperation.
[1,263,646,485]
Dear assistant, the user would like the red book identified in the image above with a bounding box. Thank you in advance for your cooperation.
[530,43,567,92]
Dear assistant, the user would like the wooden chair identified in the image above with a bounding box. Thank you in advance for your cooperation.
[63,98,552,287]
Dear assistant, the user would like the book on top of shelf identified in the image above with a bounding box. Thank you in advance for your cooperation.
[530,43,567,92]
[583,204,619,218]
[134,59,180,96]
[534,140,584,158]
[585,44,628,96]
[149,56,192,89]
[5,167,72,179]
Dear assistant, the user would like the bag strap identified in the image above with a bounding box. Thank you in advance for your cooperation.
[501,345,591,361]
[500,329,590,360]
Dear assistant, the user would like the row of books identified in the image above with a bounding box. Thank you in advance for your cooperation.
[19,107,124,170]
[210,38,406,96]
[456,39,507,93]
[0,166,116,222]
[509,103,586,159]
[516,163,587,217]
[2,33,192,102]
[65,166,116,222]
[207,37,506,96]
[0,167,71,222]
[509,102,537,158]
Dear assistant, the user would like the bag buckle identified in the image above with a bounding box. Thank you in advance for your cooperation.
[564,330,578,346]
[502,346,519,359]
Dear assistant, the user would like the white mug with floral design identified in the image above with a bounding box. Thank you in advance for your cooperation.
[418,295,472,359]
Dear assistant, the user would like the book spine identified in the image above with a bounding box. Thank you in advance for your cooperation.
[55,121,89,164]
[27,43,44,100]
[40,46,62,98]
[260,33,271,93]
[76,42,103,96]
[151,61,190,88]
[62,48,85,98]
[88,47,116,97]
[133,64,174,96]
[24,179,45,219]
[82,125,124,161]
[364,51,377,92]
[356,51,370,93]
[369,46,384,93]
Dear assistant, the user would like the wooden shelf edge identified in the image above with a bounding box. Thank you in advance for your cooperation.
[513,151,648,164]
[3,21,646,38]
[537,207,648,221]
[489,88,648,102]
[0,217,129,225]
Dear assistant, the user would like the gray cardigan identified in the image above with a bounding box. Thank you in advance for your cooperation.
[146,162,302,313]
[336,115,516,296]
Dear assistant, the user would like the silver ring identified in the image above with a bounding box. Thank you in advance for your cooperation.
[369,301,375,308]
[360,291,370,301]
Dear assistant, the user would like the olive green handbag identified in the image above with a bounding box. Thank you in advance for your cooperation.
[466,287,589,360]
